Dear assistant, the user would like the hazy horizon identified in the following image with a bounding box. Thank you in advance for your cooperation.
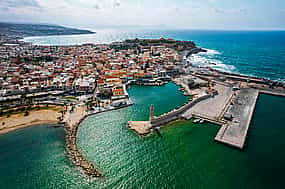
[0,0,285,31]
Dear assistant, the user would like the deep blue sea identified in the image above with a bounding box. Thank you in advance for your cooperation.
[23,29,285,81]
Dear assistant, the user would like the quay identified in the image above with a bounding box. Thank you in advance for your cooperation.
[215,88,259,149]
[259,90,285,97]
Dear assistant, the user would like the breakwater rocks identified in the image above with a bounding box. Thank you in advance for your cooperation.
[64,106,102,178]
[65,123,102,177]
[186,48,207,57]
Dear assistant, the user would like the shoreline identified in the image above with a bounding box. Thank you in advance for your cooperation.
[20,33,97,46]
[0,107,63,135]
[10,37,285,83]
[0,102,133,177]
[184,49,284,83]
[0,120,60,135]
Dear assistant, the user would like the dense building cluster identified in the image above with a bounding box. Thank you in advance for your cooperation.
[0,38,197,109]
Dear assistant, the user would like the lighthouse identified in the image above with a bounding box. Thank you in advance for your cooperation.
[149,105,154,121]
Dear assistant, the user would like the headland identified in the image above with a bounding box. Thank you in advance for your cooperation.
[0,22,95,44]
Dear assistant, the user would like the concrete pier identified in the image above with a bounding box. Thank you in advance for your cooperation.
[215,88,259,149]
[182,83,234,120]
[127,121,152,135]
[259,90,285,97]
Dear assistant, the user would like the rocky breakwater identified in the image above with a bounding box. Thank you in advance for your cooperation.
[64,104,102,177]
[185,47,207,58]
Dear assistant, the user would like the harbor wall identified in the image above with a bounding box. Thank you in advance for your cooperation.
[65,106,102,178]
[151,94,212,127]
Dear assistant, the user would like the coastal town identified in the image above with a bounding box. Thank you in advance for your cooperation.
[0,37,196,118]
[0,36,203,177]
[0,0,284,187]
[1,35,285,177]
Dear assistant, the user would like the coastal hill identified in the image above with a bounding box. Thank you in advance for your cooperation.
[0,22,95,39]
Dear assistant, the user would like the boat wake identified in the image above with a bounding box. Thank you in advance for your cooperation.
[188,48,236,73]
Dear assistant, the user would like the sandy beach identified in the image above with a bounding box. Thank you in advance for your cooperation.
[0,106,64,135]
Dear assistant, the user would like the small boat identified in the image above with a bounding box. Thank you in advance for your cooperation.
[199,119,204,124]
[193,119,200,123]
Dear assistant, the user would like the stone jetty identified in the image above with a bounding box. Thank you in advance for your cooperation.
[128,92,214,134]
[64,104,102,177]
[127,121,152,135]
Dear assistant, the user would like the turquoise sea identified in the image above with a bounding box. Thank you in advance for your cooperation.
[23,29,285,81]
[0,30,284,188]
[0,83,285,189]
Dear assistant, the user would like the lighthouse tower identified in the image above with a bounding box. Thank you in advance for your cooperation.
[149,105,154,121]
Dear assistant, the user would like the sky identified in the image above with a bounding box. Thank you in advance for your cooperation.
[0,0,285,30]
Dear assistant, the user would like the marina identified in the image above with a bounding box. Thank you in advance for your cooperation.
[128,72,285,150]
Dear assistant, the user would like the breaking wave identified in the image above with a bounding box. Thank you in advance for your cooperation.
[187,48,236,73]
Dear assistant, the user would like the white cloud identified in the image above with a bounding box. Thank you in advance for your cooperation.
[0,0,283,30]
[0,0,41,8]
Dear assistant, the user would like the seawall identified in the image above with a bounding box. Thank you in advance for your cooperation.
[151,94,212,127]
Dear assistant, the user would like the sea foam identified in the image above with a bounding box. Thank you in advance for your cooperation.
[188,48,236,73]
